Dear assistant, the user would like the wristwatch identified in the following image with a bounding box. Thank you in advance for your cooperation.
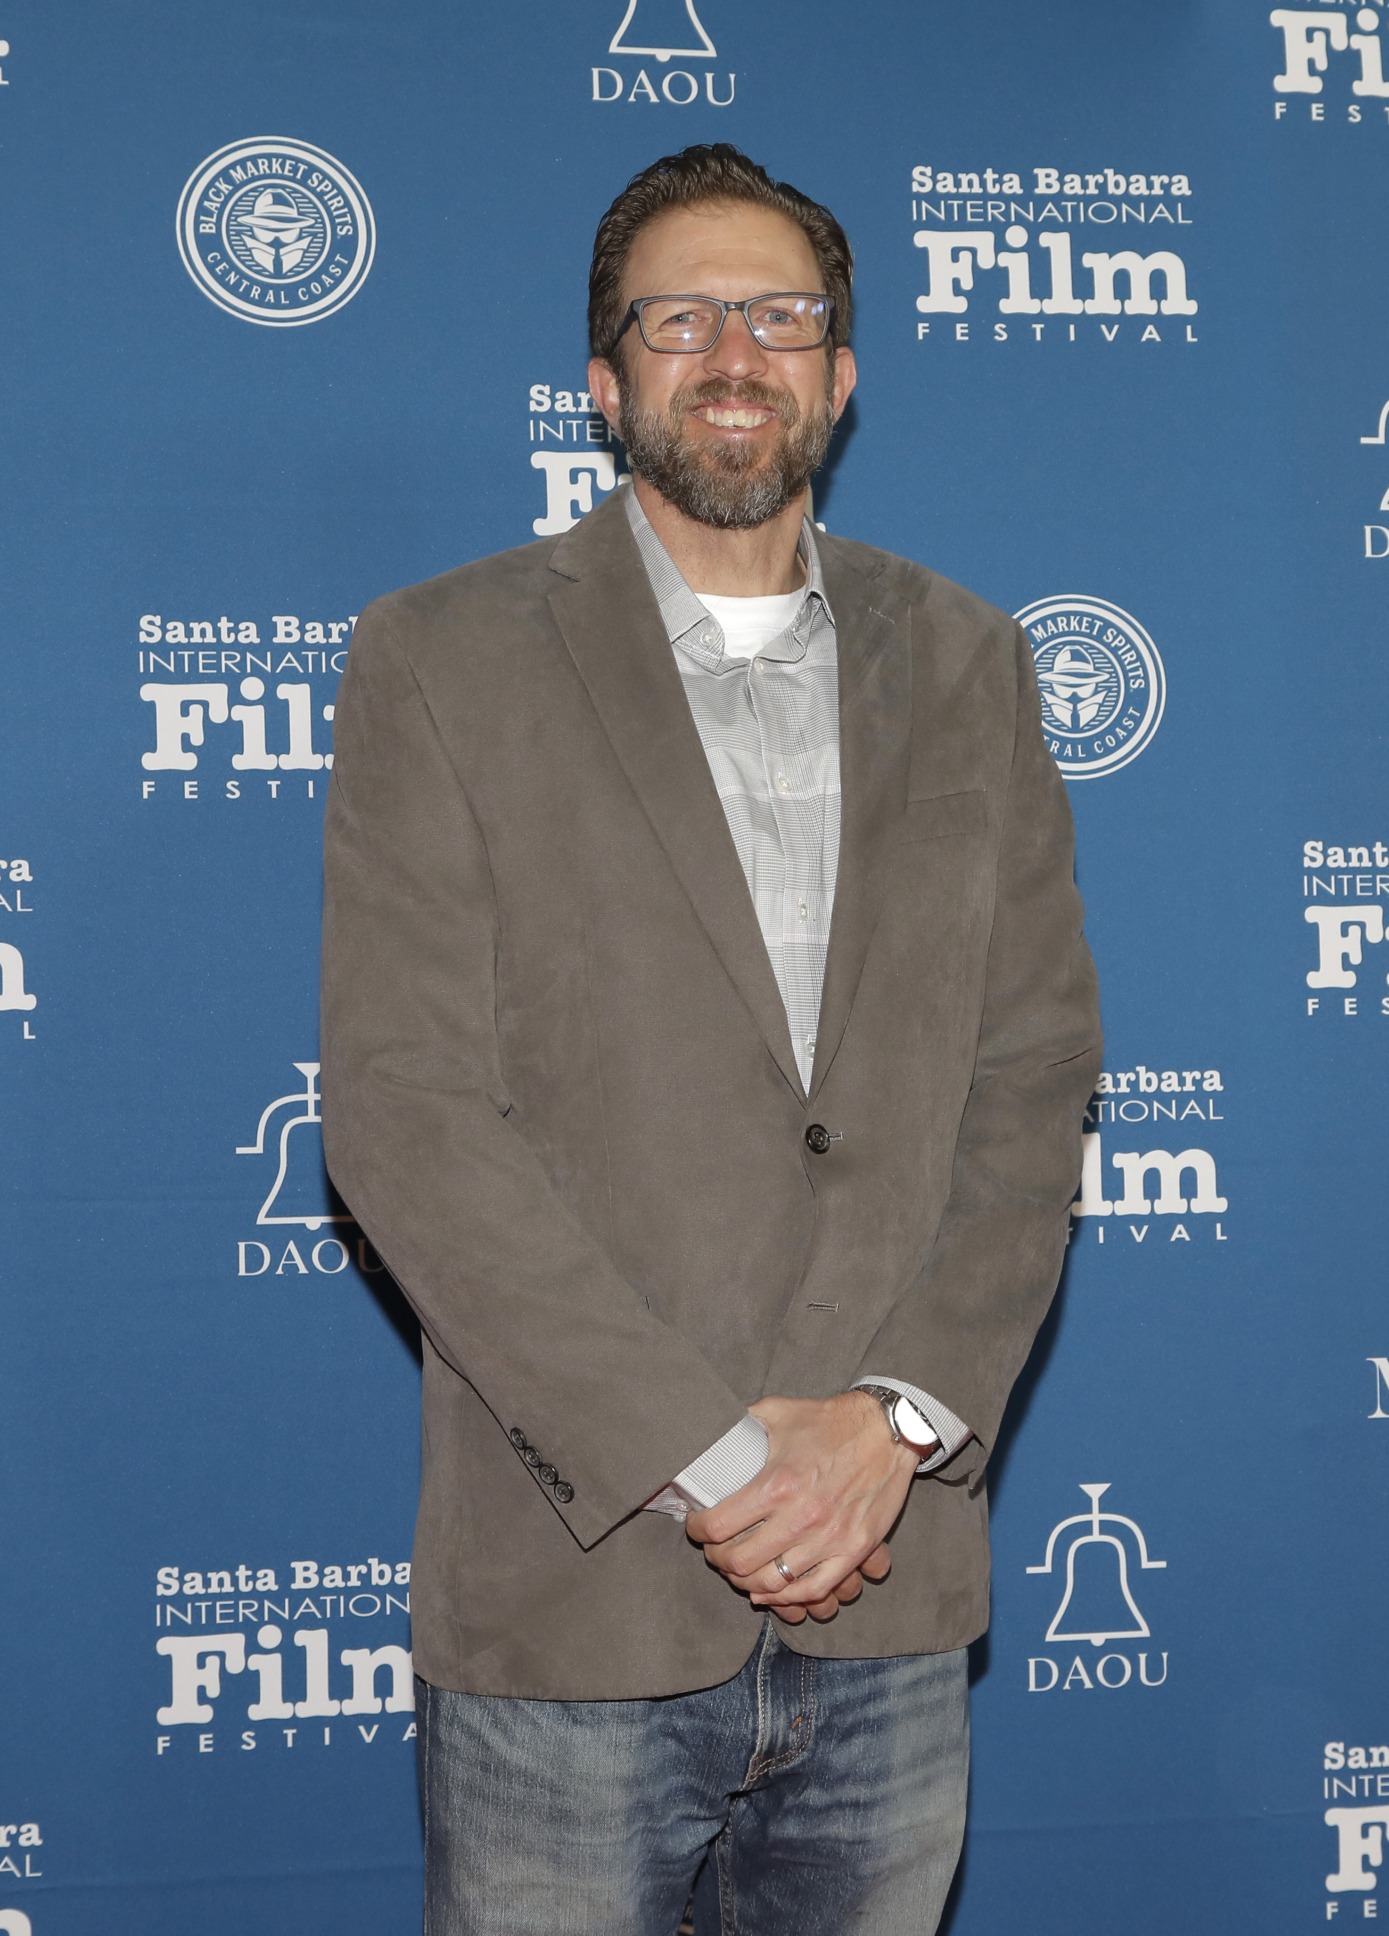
[855,1383,940,1454]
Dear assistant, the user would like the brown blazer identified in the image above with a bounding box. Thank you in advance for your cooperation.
[320,488,1101,1699]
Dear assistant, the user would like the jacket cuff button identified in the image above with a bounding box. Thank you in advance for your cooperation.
[553,1482,574,1504]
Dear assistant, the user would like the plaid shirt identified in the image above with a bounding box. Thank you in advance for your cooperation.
[625,486,838,1092]
[623,485,971,1503]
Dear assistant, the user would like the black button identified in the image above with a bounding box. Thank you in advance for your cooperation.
[554,1482,574,1505]
[538,1464,557,1485]
[509,1427,527,1449]
[523,1447,541,1468]
[805,1123,832,1155]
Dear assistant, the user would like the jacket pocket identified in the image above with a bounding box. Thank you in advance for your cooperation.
[897,788,989,843]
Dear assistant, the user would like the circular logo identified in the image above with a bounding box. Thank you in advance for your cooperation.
[176,138,375,327]
[1014,594,1166,780]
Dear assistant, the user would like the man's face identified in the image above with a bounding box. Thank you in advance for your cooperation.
[589,202,856,530]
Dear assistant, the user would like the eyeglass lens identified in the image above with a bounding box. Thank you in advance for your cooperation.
[639,295,828,352]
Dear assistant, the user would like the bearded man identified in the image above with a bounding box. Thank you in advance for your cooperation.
[321,143,1101,1936]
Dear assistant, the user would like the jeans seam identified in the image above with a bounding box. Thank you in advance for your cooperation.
[716,1816,739,1936]
[419,1683,433,1936]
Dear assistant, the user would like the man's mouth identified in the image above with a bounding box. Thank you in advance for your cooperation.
[691,404,777,430]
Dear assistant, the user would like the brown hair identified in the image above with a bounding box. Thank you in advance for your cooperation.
[588,143,853,362]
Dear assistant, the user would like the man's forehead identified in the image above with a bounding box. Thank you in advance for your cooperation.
[623,202,820,295]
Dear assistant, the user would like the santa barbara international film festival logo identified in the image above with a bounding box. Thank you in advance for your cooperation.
[1014,595,1166,778]
[909,161,1197,349]
[176,139,375,326]
[1271,3,1389,126]
[1024,1484,1169,1695]
[1324,1735,1389,1917]
[234,1062,385,1281]
[1301,835,1389,1020]
[153,1550,413,1761]
[593,0,735,107]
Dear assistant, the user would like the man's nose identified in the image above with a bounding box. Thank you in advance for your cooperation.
[702,309,769,381]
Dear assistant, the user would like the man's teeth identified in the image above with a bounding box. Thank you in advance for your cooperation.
[702,407,770,428]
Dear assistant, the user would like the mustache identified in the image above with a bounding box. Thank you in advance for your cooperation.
[672,378,801,418]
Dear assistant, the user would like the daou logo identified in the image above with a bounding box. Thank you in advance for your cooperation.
[1272,6,1389,122]
[1025,1484,1169,1693]
[176,138,375,325]
[1016,595,1166,778]
[235,1062,383,1280]
[593,0,735,106]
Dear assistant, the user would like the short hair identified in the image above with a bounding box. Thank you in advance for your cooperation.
[588,143,854,362]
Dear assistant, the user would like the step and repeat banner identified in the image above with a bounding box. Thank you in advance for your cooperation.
[2,2,1386,1931]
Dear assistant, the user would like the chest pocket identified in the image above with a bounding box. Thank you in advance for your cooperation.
[897,788,989,844]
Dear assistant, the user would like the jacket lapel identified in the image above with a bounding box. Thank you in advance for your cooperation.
[808,540,913,1100]
[547,493,804,1097]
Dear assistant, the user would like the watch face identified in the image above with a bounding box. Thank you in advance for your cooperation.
[893,1395,935,1448]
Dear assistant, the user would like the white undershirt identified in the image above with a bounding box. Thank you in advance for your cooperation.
[693,589,804,661]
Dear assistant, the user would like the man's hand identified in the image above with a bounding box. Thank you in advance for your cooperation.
[684,1392,928,1624]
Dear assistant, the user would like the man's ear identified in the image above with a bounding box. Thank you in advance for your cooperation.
[830,346,857,424]
[588,355,622,433]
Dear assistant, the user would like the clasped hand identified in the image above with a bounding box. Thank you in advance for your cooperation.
[684,1391,926,1625]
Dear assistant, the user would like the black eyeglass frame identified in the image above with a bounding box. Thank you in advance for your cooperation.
[610,292,837,357]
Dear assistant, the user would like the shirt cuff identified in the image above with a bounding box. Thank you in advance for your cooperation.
[639,1413,771,1516]
[853,1375,972,1474]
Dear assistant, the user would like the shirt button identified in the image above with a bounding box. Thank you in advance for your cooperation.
[776,774,791,793]
[755,659,767,673]
[699,626,716,646]
[797,901,808,921]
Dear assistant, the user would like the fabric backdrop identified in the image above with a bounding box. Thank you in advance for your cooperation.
[3,2,1385,1930]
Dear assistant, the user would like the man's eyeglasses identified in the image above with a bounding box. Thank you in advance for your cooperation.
[613,292,834,356]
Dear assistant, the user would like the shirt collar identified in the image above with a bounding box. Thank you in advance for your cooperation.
[623,480,833,673]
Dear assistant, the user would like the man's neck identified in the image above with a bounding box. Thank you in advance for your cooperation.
[631,475,806,596]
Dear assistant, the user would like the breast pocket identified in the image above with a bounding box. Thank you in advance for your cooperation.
[896,788,989,844]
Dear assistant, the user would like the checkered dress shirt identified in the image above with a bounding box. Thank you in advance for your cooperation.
[626,487,838,1093]
[622,486,971,1506]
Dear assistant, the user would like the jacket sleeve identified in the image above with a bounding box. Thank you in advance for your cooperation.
[851,620,1102,1480]
[320,600,747,1548]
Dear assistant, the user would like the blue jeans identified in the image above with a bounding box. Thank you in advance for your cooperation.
[417,1622,968,1934]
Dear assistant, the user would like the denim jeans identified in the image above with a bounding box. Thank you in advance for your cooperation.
[416,1621,968,1935]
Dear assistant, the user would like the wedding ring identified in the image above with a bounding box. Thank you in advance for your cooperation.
[773,1555,797,1584]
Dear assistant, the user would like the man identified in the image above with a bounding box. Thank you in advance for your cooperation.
[321,143,1100,1935]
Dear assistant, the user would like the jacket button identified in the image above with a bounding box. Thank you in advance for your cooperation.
[805,1123,832,1155]
[538,1464,557,1485]
[554,1482,574,1505]
[509,1427,527,1449]
[523,1447,541,1468]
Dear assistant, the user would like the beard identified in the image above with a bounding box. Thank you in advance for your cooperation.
[615,372,836,530]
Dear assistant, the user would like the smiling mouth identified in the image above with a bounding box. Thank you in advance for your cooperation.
[692,405,777,430]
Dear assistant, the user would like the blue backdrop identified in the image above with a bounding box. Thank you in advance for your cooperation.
[3,3,1387,1931]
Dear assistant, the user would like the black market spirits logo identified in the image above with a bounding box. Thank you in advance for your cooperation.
[177,138,375,326]
[1016,595,1166,778]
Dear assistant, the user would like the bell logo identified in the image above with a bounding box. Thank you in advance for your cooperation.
[1027,1483,1166,1646]
[593,0,735,106]
[609,0,715,60]
[236,1062,348,1230]
[1025,1484,1169,1693]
